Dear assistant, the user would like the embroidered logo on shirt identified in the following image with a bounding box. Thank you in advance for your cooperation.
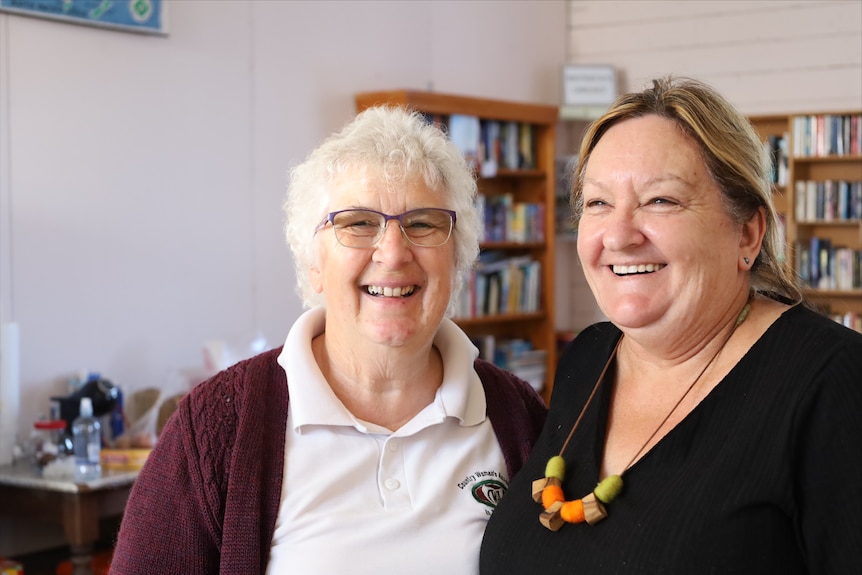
[457,470,509,513]
[473,479,507,507]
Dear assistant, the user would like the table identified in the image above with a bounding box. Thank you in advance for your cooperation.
[0,461,138,575]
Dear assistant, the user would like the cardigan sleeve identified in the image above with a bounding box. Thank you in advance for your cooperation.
[109,381,224,574]
[110,347,289,575]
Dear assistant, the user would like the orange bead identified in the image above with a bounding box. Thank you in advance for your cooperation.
[541,484,565,509]
[560,499,586,523]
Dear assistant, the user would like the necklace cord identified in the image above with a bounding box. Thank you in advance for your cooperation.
[557,337,622,457]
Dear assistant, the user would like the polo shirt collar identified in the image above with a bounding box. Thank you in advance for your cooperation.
[277,307,486,433]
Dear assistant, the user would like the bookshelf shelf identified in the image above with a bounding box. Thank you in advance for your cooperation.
[487,169,546,179]
[355,90,558,403]
[806,289,862,298]
[480,241,545,250]
[454,311,547,328]
[750,111,862,332]
[795,219,862,226]
[795,155,862,164]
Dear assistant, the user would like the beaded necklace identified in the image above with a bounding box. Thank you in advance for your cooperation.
[533,297,752,531]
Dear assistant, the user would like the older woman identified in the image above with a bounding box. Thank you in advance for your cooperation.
[480,76,862,574]
[110,106,546,575]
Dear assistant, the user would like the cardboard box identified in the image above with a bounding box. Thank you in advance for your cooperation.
[100,448,152,470]
[0,558,23,575]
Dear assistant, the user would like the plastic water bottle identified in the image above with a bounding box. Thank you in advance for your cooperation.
[72,397,102,481]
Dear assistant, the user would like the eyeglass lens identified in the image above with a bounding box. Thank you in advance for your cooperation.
[331,209,453,247]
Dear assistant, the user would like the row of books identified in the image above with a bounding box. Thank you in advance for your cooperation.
[470,335,547,393]
[794,180,862,222]
[454,253,542,319]
[792,114,861,158]
[438,113,537,177]
[480,118,536,175]
[796,237,861,291]
[828,312,862,334]
[476,193,545,243]
[764,133,790,186]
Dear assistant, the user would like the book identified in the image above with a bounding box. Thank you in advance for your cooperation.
[775,213,787,266]
[817,237,833,290]
[448,114,481,170]
[806,181,817,222]
[470,334,496,363]
[501,121,520,169]
[835,247,854,291]
[480,120,500,178]
[795,180,807,222]
[518,123,535,169]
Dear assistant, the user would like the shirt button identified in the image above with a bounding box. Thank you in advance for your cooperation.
[384,478,400,491]
[388,440,399,452]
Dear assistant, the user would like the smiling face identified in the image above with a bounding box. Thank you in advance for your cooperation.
[577,115,751,337]
[309,168,455,352]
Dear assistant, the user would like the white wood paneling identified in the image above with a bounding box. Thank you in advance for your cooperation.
[565,0,862,113]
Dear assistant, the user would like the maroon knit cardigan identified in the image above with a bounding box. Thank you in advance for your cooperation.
[109,347,547,574]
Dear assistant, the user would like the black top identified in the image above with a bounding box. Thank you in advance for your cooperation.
[480,305,862,574]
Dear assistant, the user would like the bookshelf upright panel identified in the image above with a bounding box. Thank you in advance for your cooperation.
[356,90,559,403]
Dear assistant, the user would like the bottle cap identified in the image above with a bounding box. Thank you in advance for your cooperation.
[34,419,67,430]
[79,397,94,417]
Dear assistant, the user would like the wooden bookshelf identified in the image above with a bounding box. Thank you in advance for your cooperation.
[355,90,559,403]
[749,112,862,332]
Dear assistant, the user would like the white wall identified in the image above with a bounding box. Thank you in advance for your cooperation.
[555,0,862,332]
[0,0,567,554]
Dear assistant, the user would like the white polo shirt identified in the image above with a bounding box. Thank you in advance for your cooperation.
[266,307,508,575]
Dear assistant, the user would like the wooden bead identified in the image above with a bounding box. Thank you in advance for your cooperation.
[582,492,608,525]
[531,476,561,503]
[539,500,564,531]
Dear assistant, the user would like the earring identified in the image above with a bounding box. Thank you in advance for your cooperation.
[744,257,750,265]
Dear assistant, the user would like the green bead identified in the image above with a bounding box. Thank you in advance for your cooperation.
[594,474,623,504]
[545,456,566,480]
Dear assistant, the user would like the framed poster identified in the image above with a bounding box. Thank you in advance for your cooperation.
[562,65,617,106]
[0,0,167,35]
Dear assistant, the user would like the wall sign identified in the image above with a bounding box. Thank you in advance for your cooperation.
[0,0,167,35]
[562,65,617,106]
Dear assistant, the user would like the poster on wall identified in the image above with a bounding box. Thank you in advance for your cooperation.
[0,0,167,35]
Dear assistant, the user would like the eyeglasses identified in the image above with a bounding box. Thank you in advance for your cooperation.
[315,208,456,248]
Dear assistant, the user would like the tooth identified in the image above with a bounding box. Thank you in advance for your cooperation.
[367,285,415,297]
[611,264,668,275]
